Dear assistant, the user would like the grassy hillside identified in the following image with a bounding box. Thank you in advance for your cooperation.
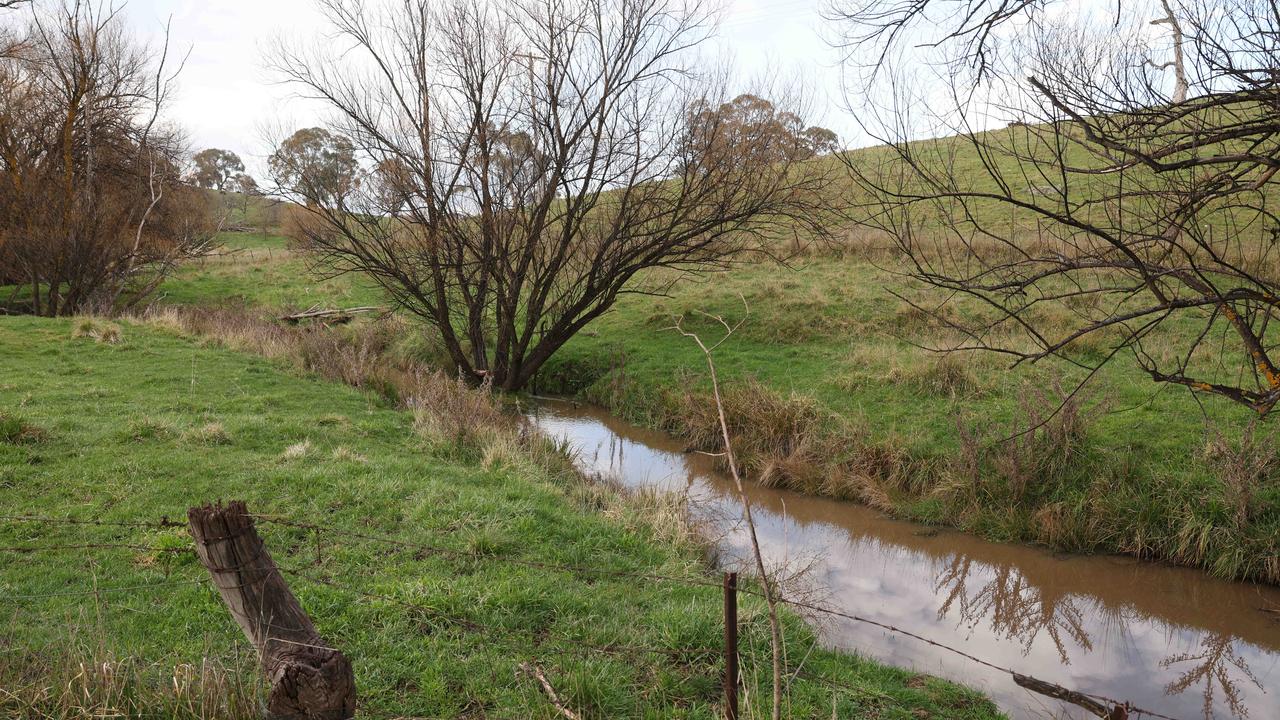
[0,315,1001,718]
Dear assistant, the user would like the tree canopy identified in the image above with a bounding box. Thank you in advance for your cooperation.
[191,148,245,191]
[267,0,842,391]
[269,127,358,205]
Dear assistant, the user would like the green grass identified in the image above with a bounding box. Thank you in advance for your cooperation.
[0,315,1001,719]
[161,232,384,310]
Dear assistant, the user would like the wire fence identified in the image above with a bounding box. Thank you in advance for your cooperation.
[0,510,1186,720]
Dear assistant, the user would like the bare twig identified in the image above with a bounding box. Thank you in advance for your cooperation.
[667,295,785,720]
[518,663,582,720]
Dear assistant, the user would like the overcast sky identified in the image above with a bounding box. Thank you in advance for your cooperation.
[6,0,1164,179]
[113,0,848,178]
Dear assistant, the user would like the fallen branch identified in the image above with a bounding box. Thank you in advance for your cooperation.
[518,662,582,720]
[279,306,386,324]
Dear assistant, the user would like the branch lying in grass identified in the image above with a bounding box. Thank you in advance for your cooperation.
[279,306,386,324]
[667,296,786,720]
[518,663,582,720]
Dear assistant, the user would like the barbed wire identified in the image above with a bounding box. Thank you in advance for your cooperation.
[4,577,208,600]
[0,514,185,529]
[252,513,1186,719]
[252,514,730,593]
[0,543,192,554]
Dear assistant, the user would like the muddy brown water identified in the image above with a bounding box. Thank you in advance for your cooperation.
[527,398,1280,720]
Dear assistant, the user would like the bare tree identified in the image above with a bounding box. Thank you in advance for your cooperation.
[267,0,841,391]
[0,1,215,316]
[830,0,1280,416]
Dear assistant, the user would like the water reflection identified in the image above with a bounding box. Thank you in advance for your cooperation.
[528,400,1280,720]
[1162,634,1263,719]
[934,556,1093,663]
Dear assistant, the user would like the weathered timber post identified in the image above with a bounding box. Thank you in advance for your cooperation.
[188,501,355,719]
[723,571,739,720]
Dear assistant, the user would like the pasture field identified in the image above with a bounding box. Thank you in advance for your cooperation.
[0,315,1001,718]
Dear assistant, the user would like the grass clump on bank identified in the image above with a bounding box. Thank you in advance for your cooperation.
[0,316,1002,719]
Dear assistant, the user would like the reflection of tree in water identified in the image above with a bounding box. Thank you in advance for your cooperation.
[1162,633,1262,720]
[934,556,1092,662]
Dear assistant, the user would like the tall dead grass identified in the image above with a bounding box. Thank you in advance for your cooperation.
[1201,426,1280,530]
[655,374,918,509]
[0,643,261,720]
[948,381,1095,506]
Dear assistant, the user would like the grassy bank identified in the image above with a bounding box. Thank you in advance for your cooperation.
[0,315,1001,718]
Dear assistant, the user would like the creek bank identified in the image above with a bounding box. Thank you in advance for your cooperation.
[534,356,1280,585]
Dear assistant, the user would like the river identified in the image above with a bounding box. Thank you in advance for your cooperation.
[527,398,1280,720]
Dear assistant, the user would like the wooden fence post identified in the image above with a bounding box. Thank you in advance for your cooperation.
[723,571,739,720]
[188,501,355,720]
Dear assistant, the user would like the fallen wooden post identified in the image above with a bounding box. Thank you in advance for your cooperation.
[1013,673,1127,719]
[188,501,355,719]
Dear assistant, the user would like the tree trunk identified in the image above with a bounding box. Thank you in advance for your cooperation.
[187,501,356,720]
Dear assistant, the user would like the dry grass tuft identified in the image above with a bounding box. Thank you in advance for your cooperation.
[0,412,48,445]
[945,381,1096,507]
[72,318,123,344]
[1201,427,1280,529]
[281,440,312,460]
[184,422,231,446]
[124,417,177,442]
[668,376,836,489]
[331,446,368,463]
[408,372,510,452]
[0,644,261,720]
[888,354,984,398]
[891,301,961,335]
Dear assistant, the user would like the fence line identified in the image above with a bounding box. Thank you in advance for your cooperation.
[0,511,1189,720]
[0,542,192,554]
[251,513,731,592]
[5,577,208,600]
[0,513,186,529]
